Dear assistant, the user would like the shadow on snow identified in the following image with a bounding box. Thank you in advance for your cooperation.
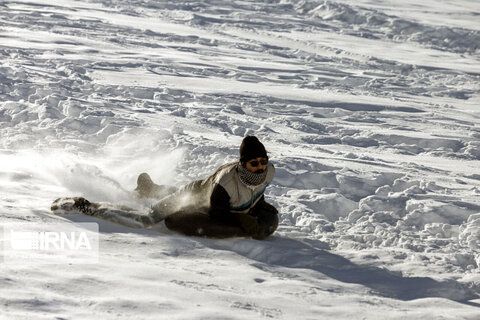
[48,212,479,304]
[204,236,479,303]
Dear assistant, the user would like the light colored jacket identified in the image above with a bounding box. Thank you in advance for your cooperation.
[160,161,275,220]
[206,161,275,214]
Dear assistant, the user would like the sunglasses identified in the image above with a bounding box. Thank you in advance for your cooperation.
[248,159,268,167]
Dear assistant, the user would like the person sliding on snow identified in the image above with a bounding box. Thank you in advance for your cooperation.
[52,136,279,240]
[138,135,279,239]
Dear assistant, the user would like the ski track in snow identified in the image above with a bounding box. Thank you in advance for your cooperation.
[1,0,480,318]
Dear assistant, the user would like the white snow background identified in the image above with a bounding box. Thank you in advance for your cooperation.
[1,0,480,318]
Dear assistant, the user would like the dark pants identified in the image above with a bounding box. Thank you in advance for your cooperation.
[165,207,278,239]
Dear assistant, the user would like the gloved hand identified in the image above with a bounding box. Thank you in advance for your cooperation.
[257,200,278,215]
[236,213,259,235]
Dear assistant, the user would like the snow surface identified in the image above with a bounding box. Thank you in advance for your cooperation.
[1,0,480,318]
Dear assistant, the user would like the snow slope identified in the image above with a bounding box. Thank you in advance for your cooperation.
[1,0,480,318]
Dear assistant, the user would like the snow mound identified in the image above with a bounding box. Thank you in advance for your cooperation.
[460,214,480,251]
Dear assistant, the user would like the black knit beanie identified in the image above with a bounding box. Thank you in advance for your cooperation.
[239,136,268,163]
